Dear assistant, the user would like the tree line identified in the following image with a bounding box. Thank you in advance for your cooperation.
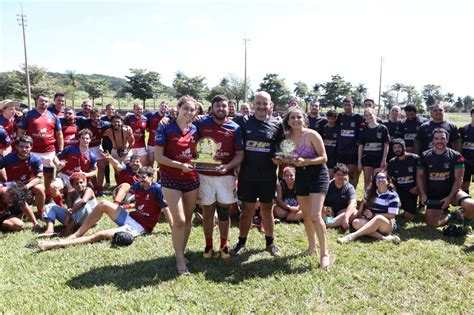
[0,65,471,113]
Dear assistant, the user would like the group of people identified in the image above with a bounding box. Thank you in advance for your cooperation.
[0,91,473,276]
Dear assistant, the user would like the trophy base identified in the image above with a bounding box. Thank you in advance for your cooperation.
[192,163,221,172]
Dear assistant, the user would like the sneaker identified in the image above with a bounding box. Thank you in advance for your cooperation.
[265,243,281,257]
[230,243,247,256]
[337,234,353,244]
[203,245,214,259]
[382,235,401,244]
[220,246,230,260]
[449,209,464,223]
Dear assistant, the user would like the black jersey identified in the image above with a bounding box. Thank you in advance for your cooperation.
[396,116,427,149]
[387,153,419,191]
[336,113,363,155]
[279,180,298,207]
[415,120,460,153]
[235,114,283,182]
[459,124,474,167]
[358,124,389,159]
[324,180,356,215]
[307,114,327,135]
[321,124,339,164]
[417,148,464,199]
[383,120,401,138]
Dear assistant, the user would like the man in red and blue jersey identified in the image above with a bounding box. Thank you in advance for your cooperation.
[194,95,244,260]
[60,107,79,148]
[146,100,168,167]
[48,92,65,118]
[0,135,46,217]
[76,100,92,119]
[17,93,64,206]
[126,103,148,166]
[77,108,110,196]
[37,166,169,250]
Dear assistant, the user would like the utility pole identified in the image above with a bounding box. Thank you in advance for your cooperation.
[17,3,32,109]
[243,37,249,106]
[377,56,384,116]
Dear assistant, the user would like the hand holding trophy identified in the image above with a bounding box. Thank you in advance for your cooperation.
[274,139,297,164]
[191,137,222,171]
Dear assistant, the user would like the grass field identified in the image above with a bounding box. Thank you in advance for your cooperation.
[1,113,473,313]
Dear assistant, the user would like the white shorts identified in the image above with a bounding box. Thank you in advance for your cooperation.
[198,174,237,206]
[146,146,155,154]
[33,151,56,168]
[115,208,146,237]
[111,148,132,163]
[132,147,147,157]
[90,146,106,160]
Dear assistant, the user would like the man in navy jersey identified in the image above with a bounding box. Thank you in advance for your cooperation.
[396,104,427,153]
[383,105,401,162]
[17,93,64,210]
[105,153,141,205]
[0,135,45,221]
[321,110,339,178]
[194,95,244,260]
[76,100,92,119]
[336,97,363,188]
[387,138,420,221]
[415,104,461,154]
[0,100,19,152]
[231,91,283,257]
[417,128,464,228]
[36,166,169,250]
[0,185,40,232]
[459,108,474,193]
[307,100,327,135]
[48,92,65,118]
[126,103,148,166]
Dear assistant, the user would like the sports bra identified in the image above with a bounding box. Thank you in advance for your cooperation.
[293,133,317,158]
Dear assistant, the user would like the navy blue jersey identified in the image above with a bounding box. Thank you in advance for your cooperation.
[415,120,460,153]
[321,124,338,165]
[396,116,427,149]
[235,114,283,182]
[307,114,327,135]
[358,124,389,160]
[336,113,363,156]
[387,153,419,191]
[459,124,474,167]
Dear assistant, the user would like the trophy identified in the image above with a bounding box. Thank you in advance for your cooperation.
[275,139,297,162]
[191,137,222,171]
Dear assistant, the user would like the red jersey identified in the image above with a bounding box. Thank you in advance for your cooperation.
[0,116,17,151]
[0,152,43,184]
[155,121,198,180]
[194,116,244,176]
[18,109,62,153]
[57,146,97,176]
[126,115,148,148]
[115,164,138,186]
[146,112,166,146]
[77,119,111,147]
[60,118,79,147]
[129,182,168,233]
[48,107,64,118]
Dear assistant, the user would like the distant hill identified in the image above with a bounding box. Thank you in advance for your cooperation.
[47,72,126,92]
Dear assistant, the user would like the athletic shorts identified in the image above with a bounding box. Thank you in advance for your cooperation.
[295,165,329,196]
[160,173,199,193]
[54,173,72,191]
[111,148,132,164]
[132,147,147,157]
[237,179,276,203]
[90,146,106,160]
[146,146,155,154]
[397,189,418,215]
[337,152,358,165]
[198,174,237,205]
[361,154,383,168]
[114,207,146,237]
[463,163,474,183]
[33,151,55,172]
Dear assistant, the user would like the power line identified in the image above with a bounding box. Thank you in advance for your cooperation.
[17,3,32,109]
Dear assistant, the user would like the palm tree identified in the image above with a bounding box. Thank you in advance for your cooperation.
[402,85,417,105]
[391,83,404,105]
[67,70,80,108]
[444,92,455,105]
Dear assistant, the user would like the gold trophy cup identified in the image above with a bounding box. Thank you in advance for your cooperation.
[191,137,222,171]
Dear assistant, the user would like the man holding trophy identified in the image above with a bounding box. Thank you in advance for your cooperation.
[193,95,244,259]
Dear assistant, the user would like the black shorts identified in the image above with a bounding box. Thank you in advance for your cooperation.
[463,163,474,183]
[238,179,276,203]
[397,189,418,214]
[337,152,358,165]
[361,154,383,168]
[0,213,17,230]
[295,165,329,196]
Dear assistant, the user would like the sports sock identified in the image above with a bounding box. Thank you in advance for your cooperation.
[265,235,274,247]
[220,237,227,248]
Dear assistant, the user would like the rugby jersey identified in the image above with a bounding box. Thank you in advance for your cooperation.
[369,188,400,215]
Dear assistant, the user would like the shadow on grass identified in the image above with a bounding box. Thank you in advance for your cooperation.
[399,224,468,245]
[66,250,309,290]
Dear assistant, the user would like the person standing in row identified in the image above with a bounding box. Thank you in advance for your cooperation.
[126,103,148,166]
[146,101,168,167]
[396,104,427,153]
[459,108,474,193]
[306,100,327,135]
[321,110,339,178]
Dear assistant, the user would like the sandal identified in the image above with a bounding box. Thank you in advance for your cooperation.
[177,266,190,276]
[320,254,336,271]
[298,250,317,257]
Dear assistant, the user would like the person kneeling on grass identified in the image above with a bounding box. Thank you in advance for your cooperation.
[273,166,303,222]
[42,172,97,237]
[338,170,401,244]
[323,163,357,229]
[0,184,40,232]
[36,166,169,250]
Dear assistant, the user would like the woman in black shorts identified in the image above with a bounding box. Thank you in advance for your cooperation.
[277,106,334,270]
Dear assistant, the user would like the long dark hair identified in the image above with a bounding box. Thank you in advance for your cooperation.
[5,184,32,209]
[364,170,395,209]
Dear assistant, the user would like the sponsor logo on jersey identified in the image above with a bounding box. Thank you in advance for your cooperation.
[408,166,413,173]
[364,143,382,151]
[397,176,414,184]
[404,133,417,140]
[340,129,355,137]
[245,140,271,152]
[428,172,450,181]
[324,139,336,147]
[266,131,274,139]
[462,142,474,150]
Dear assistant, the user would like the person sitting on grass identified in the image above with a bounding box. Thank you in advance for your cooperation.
[0,184,41,232]
[104,152,141,205]
[338,170,401,244]
[273,166,302,222]
[36,167,169,251]
[42,172,97,237]
[323,163,357,229]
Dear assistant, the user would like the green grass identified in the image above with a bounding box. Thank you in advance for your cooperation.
[1,173,473,313]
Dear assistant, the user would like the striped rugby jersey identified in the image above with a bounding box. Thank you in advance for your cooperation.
[370,188,400,215]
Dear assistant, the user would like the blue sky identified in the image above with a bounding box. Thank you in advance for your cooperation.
[1,0,473,99]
